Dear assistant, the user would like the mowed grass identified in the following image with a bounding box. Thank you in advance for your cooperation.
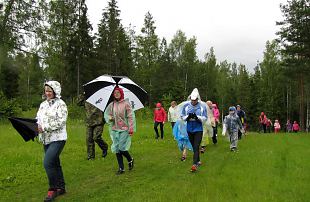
[1,118,310,202]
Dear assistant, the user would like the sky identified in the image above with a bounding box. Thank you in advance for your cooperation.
[86,0,287,71]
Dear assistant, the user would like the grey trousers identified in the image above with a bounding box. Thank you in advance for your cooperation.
[229,131,238,149]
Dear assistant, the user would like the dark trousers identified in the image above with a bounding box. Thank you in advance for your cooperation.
[261,124,267,133]
[154,122,164,139]
[86,125,108,158]
[116,150,132,170]
[171,122,175,129]
[212,124,218,143]
[188,131,203,165]
[238,130,242,140]
[44,141,66,190]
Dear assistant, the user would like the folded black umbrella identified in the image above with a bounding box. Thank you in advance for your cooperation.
[8,117,38,142]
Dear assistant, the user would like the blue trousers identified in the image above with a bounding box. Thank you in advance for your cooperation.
[44,141,66,190]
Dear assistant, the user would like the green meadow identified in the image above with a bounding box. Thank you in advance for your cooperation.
[1,116,310,202]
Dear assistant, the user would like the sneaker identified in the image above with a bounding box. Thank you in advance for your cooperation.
[197,161,202,166]
[200,146,206,154]
[116,169,125,175]
[190,164,197,172]
[102,149,108,158]
[87,156,95,160]
[128,158,134,170]
[56,188,66,196]
[230,147,237,152]
[44,190,57,202]
[181,156,186,161]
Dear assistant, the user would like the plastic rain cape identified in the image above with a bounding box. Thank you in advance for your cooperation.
[172,88,207,151]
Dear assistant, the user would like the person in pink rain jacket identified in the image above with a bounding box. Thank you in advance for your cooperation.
[153,103,167,139]
[212,103,220,138]
[292,121,300,133]
[274,119,281,133]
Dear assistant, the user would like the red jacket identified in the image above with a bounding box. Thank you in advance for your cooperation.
[154,107,167,122]
[292,123,299,131]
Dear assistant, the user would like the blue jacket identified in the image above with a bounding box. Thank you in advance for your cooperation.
[181,102,207,133]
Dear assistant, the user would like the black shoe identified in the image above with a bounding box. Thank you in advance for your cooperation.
[181,156,186,161]
[87,156,95,160]
[116,169,125,175]
[128,158,134,170]
[102,149,108,158]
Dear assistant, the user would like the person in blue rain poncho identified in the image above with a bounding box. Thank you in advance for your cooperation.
[222,106,245,152]
[180,88,207,172]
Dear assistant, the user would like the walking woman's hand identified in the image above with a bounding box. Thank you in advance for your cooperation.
[129,128,134,136]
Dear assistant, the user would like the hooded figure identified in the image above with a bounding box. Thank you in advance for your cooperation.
[36,80,67,201]
[222,106,244,151]
[104,87,135,175]
[181,88,207,172]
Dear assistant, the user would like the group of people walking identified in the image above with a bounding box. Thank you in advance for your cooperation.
[259,112,300,133]
[33,80,301,201]
[155,88,246,172]
[36,81,136,201]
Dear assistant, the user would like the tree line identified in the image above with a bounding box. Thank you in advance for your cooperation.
[0,0,309,130]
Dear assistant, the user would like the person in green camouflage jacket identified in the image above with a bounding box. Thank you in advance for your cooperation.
[78,94,108,160]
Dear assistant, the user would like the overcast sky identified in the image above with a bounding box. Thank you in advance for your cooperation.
[86,0,287,71]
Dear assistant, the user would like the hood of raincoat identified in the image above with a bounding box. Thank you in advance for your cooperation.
[113,86,124,101]
[45,81,62,99]
[189,88,200,100]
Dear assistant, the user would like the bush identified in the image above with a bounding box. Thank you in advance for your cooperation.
[0,91,22,119]
[67,103,85,120]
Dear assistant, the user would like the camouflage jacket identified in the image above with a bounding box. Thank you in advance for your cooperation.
[84,102,104,126]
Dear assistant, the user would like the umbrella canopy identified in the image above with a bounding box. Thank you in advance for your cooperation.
[83,75,148,112]
[8,117,38,142]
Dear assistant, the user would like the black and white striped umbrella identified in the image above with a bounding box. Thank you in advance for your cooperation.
[83,75,148,111]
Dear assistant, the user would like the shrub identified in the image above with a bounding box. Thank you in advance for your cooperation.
[0,91,22,119]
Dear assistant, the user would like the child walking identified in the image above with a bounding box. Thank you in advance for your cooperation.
[222,106,244,152]
[292,121,300,133]
[274,120,281,133]
[153,103,167,139]
[104,87,135,175]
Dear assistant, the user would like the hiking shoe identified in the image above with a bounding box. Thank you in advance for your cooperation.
[230,147,238,152]
[44,190,57,202]
[190,164,197,172]
[102,149,108,158]
[128,158,134,170]
[116,169,125,175]
[56,188,66,196]
[200,146,206,154]
[181,156,186,161]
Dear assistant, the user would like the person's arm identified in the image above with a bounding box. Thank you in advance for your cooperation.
[125,102,134,135]
[181,104,189,121]
[196,105,207,122]
[163,108,167,123]
[168,109,171,122]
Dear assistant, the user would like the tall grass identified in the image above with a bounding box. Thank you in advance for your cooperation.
[0,117,310,202]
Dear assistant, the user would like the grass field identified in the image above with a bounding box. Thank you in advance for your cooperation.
[1,116,310,202]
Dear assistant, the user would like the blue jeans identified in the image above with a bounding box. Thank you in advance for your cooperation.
[44,141,66,190]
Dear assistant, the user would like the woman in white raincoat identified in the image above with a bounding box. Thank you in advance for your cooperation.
[36,81,67,202]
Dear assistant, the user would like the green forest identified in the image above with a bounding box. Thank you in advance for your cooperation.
[0,0,309,130]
